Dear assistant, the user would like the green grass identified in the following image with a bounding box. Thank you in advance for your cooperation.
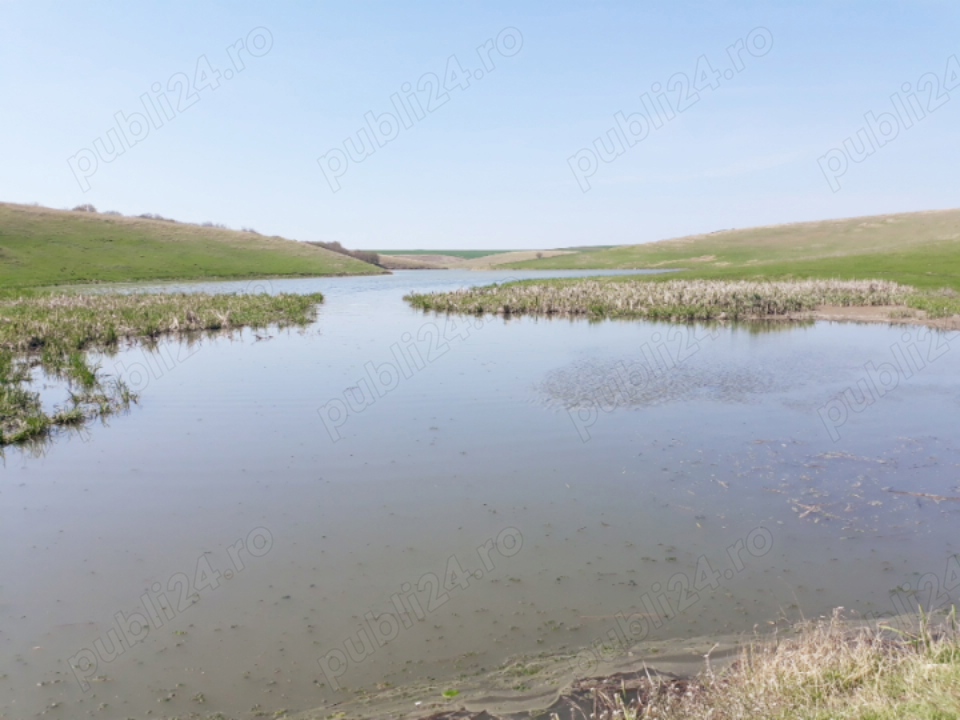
[0,203,384,288]
[508,209,960,292]
[375,249,510,259]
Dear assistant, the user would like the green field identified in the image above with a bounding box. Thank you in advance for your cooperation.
[376,249,510,259]
[509,210,960,292]
[0,203,383,288]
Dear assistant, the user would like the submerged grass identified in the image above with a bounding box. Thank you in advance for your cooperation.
[0,290,325,448]
[598,610,960,720]
[405,278,917,322]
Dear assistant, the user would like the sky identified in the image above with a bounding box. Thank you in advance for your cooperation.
[1,1,959,250]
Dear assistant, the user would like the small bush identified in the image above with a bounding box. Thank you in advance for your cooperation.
[137,213,177,223]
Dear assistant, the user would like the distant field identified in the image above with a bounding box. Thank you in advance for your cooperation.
[0,203,383,288]
[558,245,616,252]
[378,250,575,270]
[508,210,960,291]
[376,250,509,259]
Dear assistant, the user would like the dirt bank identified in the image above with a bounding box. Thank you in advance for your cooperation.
[795,304,960,332]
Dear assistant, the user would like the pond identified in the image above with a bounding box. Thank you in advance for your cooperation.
[2,270,959,719]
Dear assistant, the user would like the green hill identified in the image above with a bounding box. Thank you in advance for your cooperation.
[508,209,960,291]
[0,203,383,288]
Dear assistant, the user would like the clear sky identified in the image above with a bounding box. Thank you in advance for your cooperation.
[2,1,958,249]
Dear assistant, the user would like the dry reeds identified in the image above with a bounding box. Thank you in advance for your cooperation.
[590,609,960,720]
[406,279,915,321]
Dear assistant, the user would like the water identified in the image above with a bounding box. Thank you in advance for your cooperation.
[2,270,959,719]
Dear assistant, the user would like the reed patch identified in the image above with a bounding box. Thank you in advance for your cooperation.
[405,278,916,322]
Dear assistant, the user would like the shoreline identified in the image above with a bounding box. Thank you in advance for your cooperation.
[291,610,960,720]
[799,304,960,332]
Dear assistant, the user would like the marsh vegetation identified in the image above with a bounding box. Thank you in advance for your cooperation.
[0,290,325,447]
[405,278,926,322]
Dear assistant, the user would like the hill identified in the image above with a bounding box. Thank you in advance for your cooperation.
[0,203,383,288]
[507,209,960,291]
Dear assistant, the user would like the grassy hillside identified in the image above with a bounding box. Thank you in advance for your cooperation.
[508,209,960,291]
[0,203,383,288]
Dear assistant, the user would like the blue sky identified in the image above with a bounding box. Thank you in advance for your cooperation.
[1,1,958,249]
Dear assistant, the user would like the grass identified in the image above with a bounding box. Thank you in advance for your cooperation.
[0,289,325,448]
[507,209,960,292]
[0,202,383,288]
[405,278,926,322]
[598,609,960,720]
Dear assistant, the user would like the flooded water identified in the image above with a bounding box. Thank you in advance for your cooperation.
[2,270,959,719]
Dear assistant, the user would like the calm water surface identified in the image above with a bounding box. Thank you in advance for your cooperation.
[2,271,959,719]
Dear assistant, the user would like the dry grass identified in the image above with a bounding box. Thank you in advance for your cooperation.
[591,610,960,720]
[406,278,915,322]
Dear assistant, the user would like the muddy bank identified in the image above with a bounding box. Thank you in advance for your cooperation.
[418,671,692,720]
[294,613,958,720]
[800,304,960,331]
[290,630,743,720]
